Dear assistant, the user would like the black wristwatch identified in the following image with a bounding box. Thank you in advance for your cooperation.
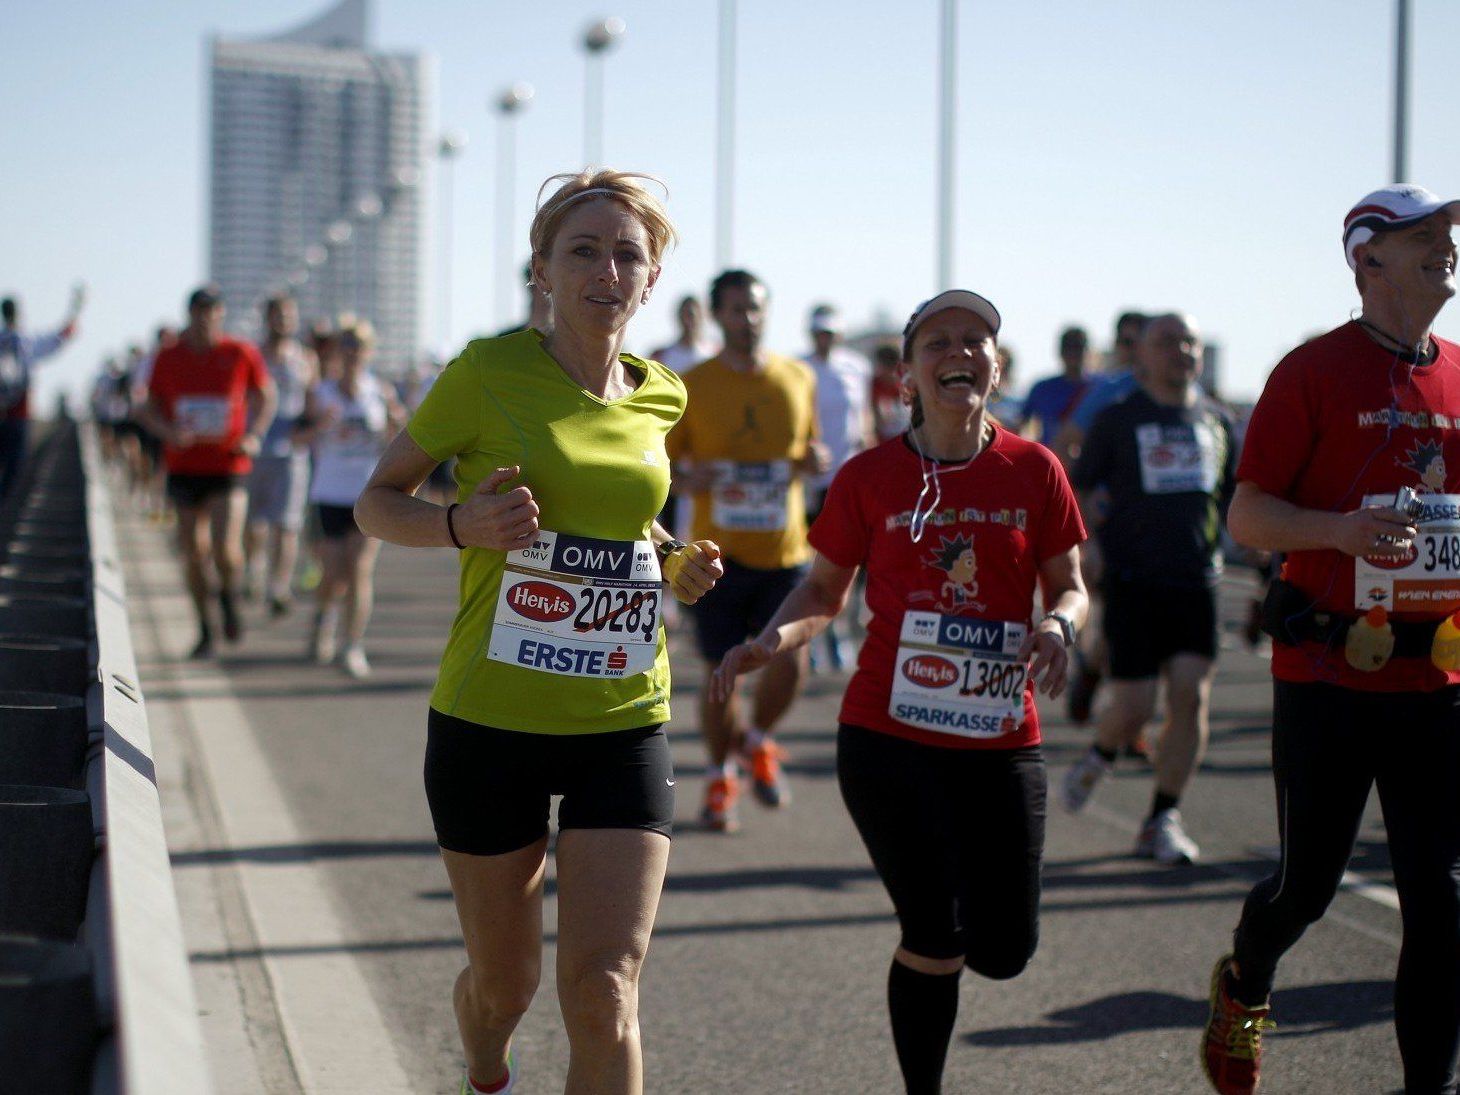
[656,538,689,563]
[1040,610,1076,647]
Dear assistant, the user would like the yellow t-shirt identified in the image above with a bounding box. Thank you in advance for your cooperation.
[667,353,818,570]
[407,330,685,734]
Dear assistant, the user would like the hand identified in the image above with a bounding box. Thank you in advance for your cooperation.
[170,427,197,449]
[710,635,779,703]
[1336,505,1417,559]
[68,282,87,317]
[798,441,831,477]
[234,434,261,457]
[1018,625,1070,699]
[662,539,724,605]
[453,466,540,551]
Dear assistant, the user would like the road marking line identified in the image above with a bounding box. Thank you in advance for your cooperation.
[132,543,414,1091]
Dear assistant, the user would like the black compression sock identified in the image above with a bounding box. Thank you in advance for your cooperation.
[1149,791,1180,819]
[888,959,961,1095]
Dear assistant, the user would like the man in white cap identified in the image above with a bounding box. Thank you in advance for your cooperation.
[1201,185,1459,1095]
[802,302,873,669]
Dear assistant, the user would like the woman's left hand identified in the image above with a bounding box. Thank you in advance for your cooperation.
[663,539,724,605]
[1018,625,1070,698]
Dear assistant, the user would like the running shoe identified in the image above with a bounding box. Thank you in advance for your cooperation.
[1123,732,1152,763]
[700,775,741,832]
[341,644,371,680]
[1201,955,1274,1094]
[268,595,292,619]
[1136,808,1200,864]
[310,612,337,665]
[189,631,214,661]
[219,591,244,643]
[460,1049,516,1094]
[1059,748,1110,813]
[747,740,791,808]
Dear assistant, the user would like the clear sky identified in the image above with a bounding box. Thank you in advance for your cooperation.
[2,0,1457,414]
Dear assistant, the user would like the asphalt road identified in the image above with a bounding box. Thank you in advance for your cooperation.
[125,503,1407,1094]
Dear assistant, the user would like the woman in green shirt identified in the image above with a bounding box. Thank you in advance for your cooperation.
[356,170,722,1095]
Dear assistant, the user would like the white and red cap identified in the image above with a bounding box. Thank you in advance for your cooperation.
[901,289,1002,357]
[1343,184,1460,270]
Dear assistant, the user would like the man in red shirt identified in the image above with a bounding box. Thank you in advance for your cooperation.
[136,286,275,657]
[1202,186,1460,1095]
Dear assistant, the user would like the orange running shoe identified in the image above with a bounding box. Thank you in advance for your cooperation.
[1201,955,1275,1094]
[700,775,741,832]
[747,740,791,807]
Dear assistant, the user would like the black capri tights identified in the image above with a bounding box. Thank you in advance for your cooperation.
[837,723,1046,974]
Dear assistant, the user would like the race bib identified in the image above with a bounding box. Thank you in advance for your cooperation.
[487,529,663,679]
[1136,421,1218,494]
[174,395,231,440]
[888,610,1028,739]
[1355,492,1460,612]
[710,460,792,531]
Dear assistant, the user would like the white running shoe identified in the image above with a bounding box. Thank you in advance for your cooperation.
[341,644,371,679]
[1060,748,1111,813]
[1136,808,1200,865]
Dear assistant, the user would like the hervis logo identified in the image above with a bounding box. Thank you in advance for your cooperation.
[1363,543,1418,571]
[508,581,576,622]
[901,654,959,689]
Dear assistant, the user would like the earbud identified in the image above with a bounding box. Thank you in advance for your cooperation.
[1365,256,1383,269]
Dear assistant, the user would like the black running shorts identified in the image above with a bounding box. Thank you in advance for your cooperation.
[423,709,674,856]
[689,556,806,661]
[1102,577,1218,679]
[165,472,244,510]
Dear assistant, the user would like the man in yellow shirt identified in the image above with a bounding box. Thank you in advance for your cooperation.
[669,270,828,831]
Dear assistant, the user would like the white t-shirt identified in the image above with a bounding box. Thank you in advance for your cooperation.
[309,374,390,506]
[804,346,871,490]
[652,339,718,376]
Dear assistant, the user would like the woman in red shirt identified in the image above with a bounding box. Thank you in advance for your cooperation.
[713,290,1087,1093]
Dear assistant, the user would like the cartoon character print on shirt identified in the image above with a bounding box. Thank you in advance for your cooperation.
[911,531,987,614]
[1400,439,1448,493]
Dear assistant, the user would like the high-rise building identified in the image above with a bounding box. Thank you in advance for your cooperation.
[208,0,428,370]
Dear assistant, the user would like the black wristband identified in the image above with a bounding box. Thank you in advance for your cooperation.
[445,503,465,550]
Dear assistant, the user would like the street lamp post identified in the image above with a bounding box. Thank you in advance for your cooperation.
[437,131,467,350]
[582,17,625,167]
[936,0,957,290]
[495,83,534,330]
[1393,0,1410,182]
[715,0,737,269]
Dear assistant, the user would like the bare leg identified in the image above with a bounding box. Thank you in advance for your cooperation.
[1094,678,1158,755]
[751,647,808,734]
[698,666,739,767]
[209,486,248,595]
[343,533,382,645]
[442,839,548,1086]
[1154,654,1214,798]
[175,504,212,629]
[555,829,671,1095]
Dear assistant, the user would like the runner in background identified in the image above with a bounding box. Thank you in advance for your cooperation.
[1203,184,1460,1095]
[713,289,1086,1094]
[1022,326,1093,455]
[649,294,717,375]
[356,170,721,1095]
[244,294,316,617]
[0,285,84,499]
[1060,313,1236,865]
[1064,310,1148,727]
[130,326,177,521]
[871,341,912,442]
[134,285,275,657]
[668,269,828,831]
[297,318,401,678]
[802,302,874,670]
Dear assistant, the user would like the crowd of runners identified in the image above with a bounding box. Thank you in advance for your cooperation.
[40,174,1460,1094]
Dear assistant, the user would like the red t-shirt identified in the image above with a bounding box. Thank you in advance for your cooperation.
[1239,321,1460,691]
[147,337,269,476]
[809,427,1086,749]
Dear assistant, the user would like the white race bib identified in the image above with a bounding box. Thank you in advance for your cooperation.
[488,529,663,678]
[175,395,231,440]
[1355,492,1460,612]
[888,610,1027,739]
[1136,421,1218,495]
[710,460,792,531]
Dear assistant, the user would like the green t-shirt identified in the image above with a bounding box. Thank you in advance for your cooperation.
[408,329,686,734]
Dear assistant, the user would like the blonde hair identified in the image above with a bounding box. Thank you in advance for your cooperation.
[529,169,677,265]
[335,314,375,347]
